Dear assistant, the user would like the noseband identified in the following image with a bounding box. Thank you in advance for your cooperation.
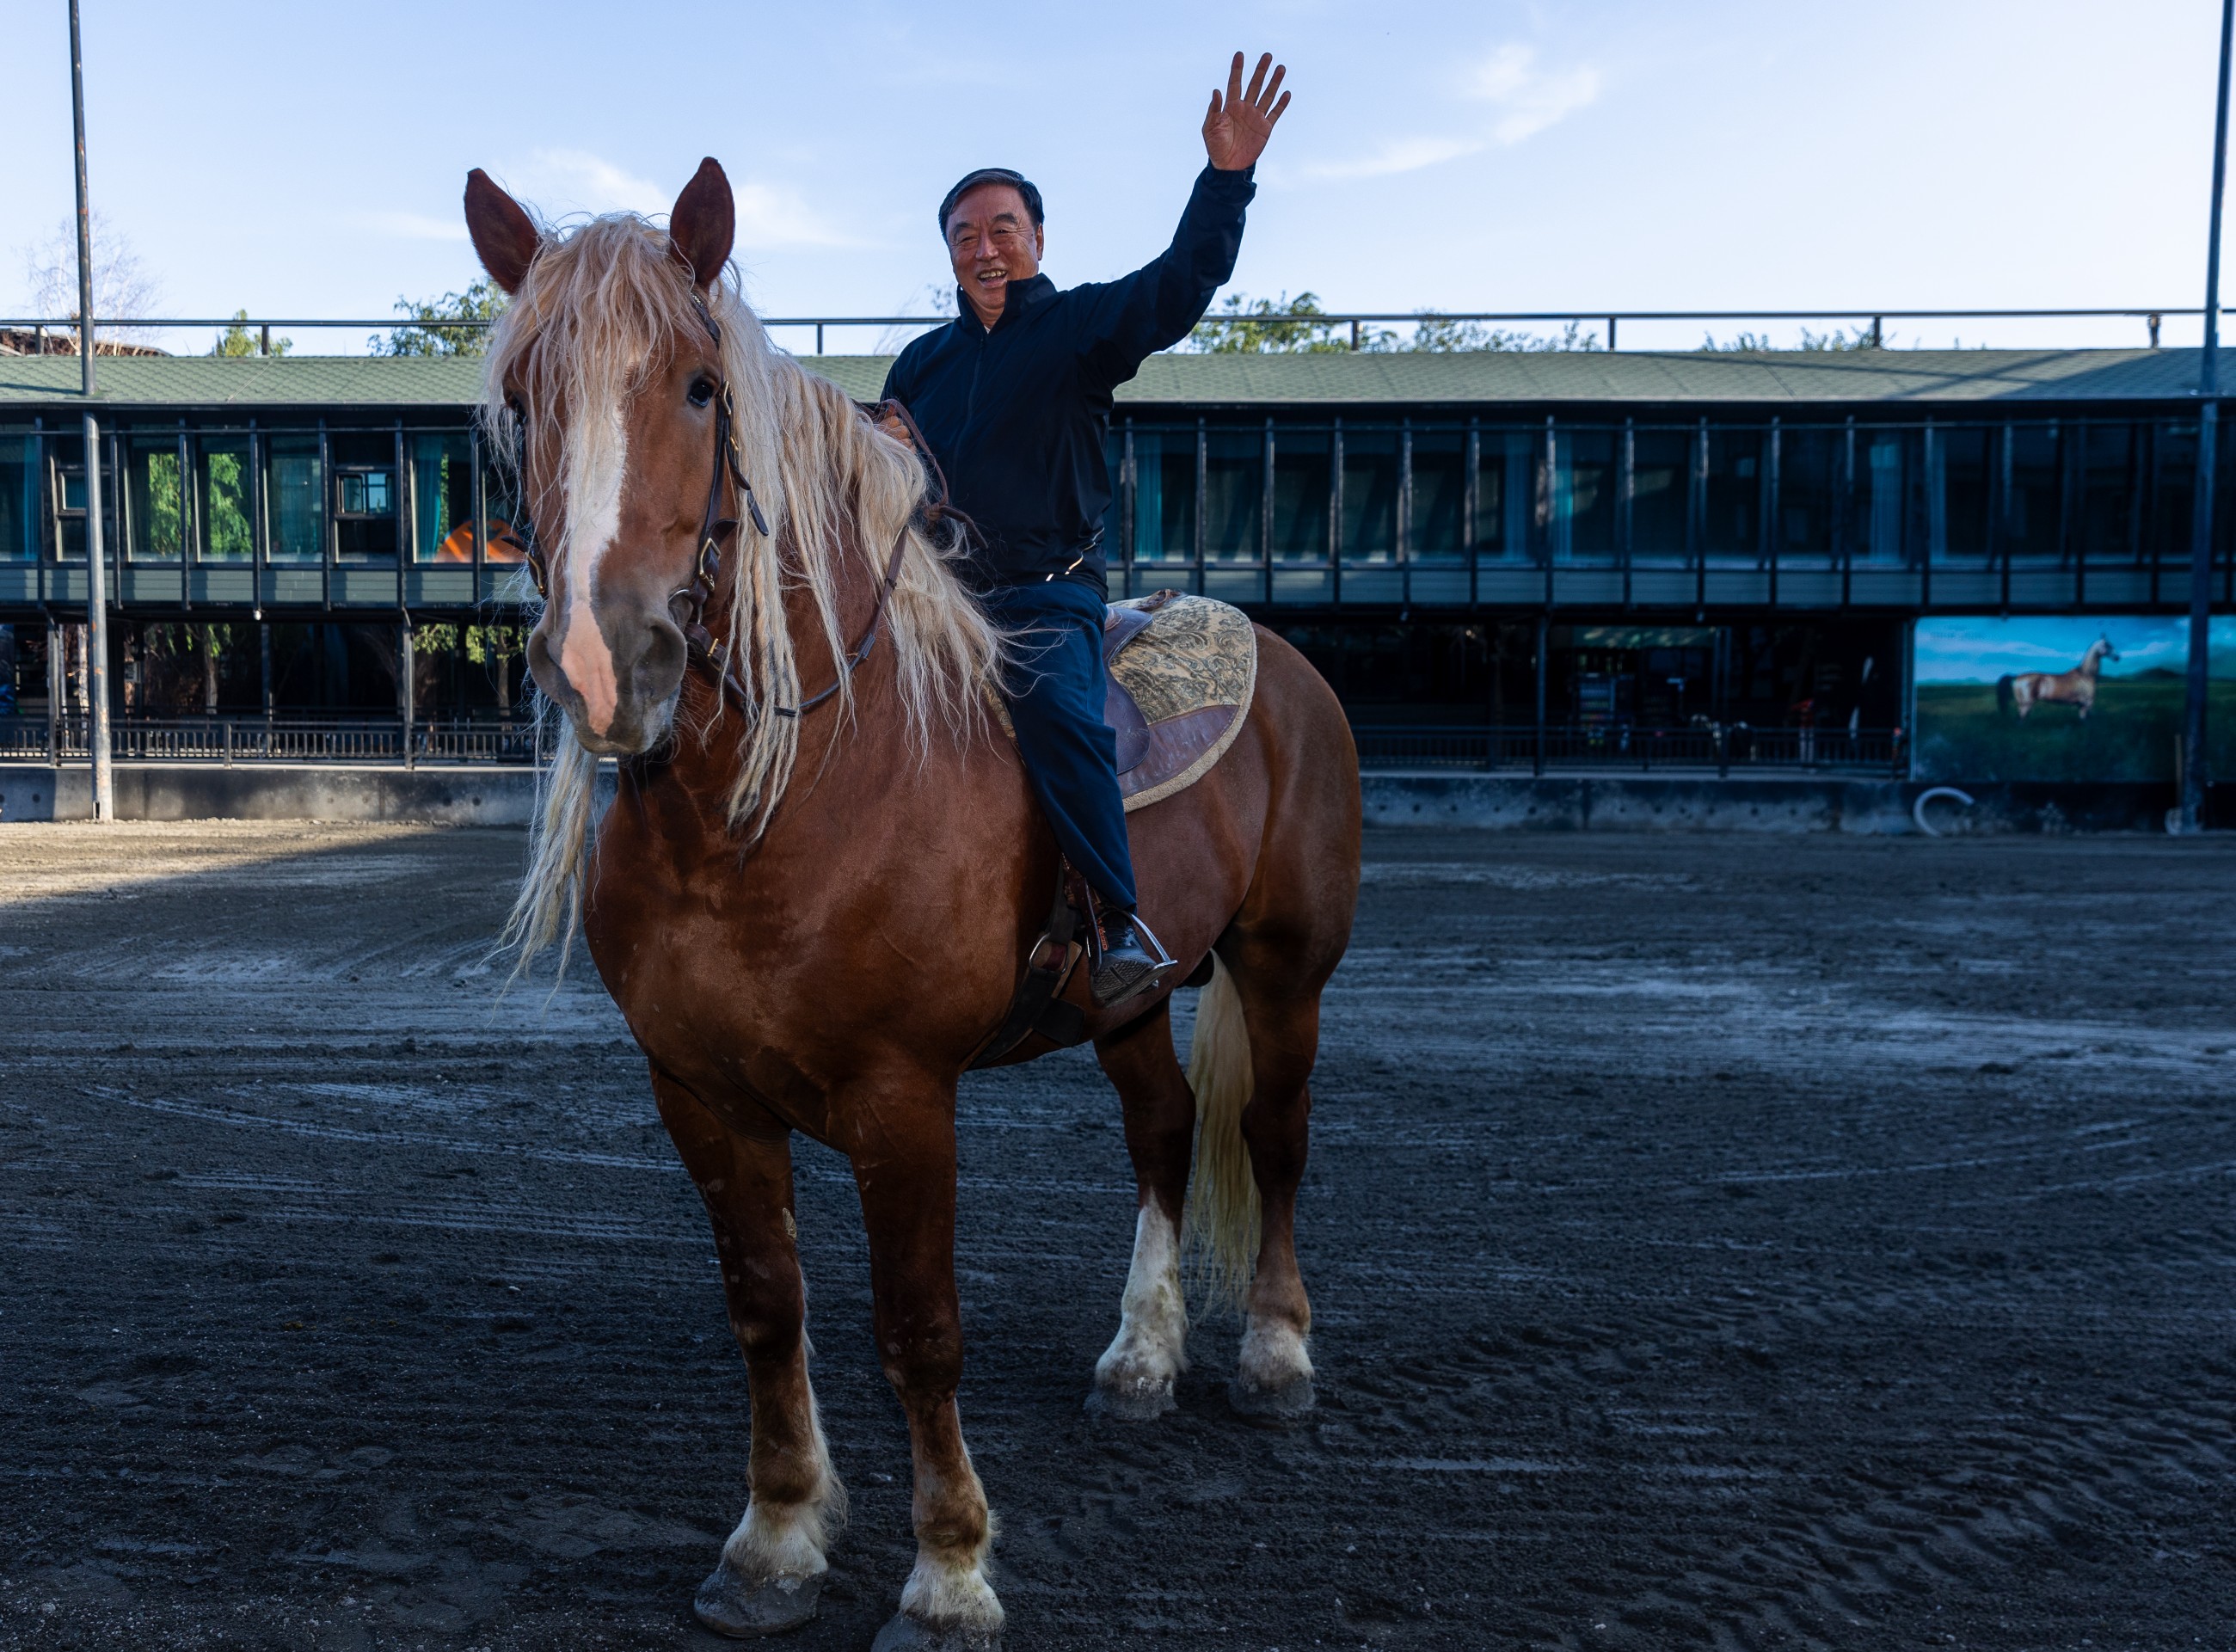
[511,295,908,723]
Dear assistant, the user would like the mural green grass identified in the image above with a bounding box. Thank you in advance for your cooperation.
[1912,675,2236,783]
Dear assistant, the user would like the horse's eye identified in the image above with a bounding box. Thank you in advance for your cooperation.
[687,377,716,409]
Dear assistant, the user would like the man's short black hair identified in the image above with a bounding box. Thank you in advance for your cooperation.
[938,168,1044,236]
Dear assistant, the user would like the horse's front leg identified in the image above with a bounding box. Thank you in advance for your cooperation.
[651,1071,845,1637]
[846,1084,1003,1651]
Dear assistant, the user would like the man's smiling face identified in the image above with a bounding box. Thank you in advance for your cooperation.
[944,182,1044,328]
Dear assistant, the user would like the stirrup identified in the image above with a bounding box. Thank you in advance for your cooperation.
[1090,911,1176,1008]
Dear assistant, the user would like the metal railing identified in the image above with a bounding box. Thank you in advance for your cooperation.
[1351,723,1905,776]
[3,713,542,767]
[0,305,2205,355]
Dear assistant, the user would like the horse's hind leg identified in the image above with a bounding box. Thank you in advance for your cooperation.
[1088,998,1195,1420]
[1218,964,1325,1416]
[651,1072,844,1637]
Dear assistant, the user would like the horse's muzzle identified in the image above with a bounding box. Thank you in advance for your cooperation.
[528,611,688,755]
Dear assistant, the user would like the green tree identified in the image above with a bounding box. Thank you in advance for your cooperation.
[209,309,292,358]
[1193,295,1607,353]
[1189,291,1375,353]
[1385,314,1604,353]
[372,279,507,358]
[1699,324,1884,353]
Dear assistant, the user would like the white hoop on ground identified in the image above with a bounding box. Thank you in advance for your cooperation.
[1913,787,1975,838]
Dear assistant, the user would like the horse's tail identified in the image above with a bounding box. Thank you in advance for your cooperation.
[1182,953,1260,1310]
[1995,674,2015,715]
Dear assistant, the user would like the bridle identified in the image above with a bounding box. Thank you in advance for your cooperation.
[508,293,910,723]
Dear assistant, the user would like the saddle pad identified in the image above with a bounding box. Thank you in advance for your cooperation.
[986,591,1257,811]
[1105,593,1257,811]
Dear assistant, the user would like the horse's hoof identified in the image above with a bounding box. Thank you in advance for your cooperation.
[1085,1374,1176,1422]
[870,1611,1002,1652]
[692,1563,823,1637]
[1230,1373,1315,1418]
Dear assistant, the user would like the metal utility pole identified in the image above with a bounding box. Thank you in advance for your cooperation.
[71,0,114,821]
[2185,0,2236,832]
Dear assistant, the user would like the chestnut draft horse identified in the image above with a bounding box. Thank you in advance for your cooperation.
[464,159,1359,1649]
[1997,635,2120,720]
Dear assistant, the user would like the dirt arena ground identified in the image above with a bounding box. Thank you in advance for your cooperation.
[2,822,2233,1651]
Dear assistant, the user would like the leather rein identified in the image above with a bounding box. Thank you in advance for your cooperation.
[517,297,911,722]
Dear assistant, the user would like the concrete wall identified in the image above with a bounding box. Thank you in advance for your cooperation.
[0,762,2190,833]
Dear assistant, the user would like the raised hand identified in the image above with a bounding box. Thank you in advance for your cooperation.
[1203,51,1290,172]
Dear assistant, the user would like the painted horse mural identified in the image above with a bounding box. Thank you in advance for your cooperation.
[1998,636,2120,720]
[463,158,1360,1649]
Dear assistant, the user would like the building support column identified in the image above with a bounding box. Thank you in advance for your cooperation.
[399,613,415,771]
[46,617,63,767]
[1533,613,1548,778]
[2184,0,2234,832]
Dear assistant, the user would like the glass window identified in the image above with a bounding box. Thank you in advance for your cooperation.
[1271,427,1330,562]
[1474,428,1535,562]
[47,435,114,562]
[1776,427,1838,568]
[1704,427,1763,564]
[126,434,185,561]
[1203,427,1262,565]
[1561,427,1617,562]
[1342,427,1398,563]
[1130,426,1195,565]
[267,433,323,563]
[1940,427,1992,564]
[331,433,397,562]
[482,450,527,564]
[412,433,474,563]
[1410,426,1465,563]
[2151,421,2197,563]
[1103,431,1125,566]
[2006,424,2061,565]
[1861,430,1907,566]
[0,435,33,563]
[2077,421,2138,563]
[1630,427,1690,566]
[198,436,253,562]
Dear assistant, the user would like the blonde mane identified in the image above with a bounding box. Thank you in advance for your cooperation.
[484,212,1001,973]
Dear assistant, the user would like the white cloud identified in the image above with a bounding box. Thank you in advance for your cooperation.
[1299,43,1600,183]
[506,149,669,217]
[1303,135,1489,182]
[486,150,851,249]
[1465,45,1602,146]
[356,211,470,243]
[730,181,855,249]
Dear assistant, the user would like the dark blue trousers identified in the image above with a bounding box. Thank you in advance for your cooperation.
[980,578,1138,912]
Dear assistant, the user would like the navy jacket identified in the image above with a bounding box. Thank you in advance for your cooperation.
[882,163,1256,597]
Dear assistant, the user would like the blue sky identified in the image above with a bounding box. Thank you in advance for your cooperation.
[1,0,2231,355]
[1914,617,2219,683]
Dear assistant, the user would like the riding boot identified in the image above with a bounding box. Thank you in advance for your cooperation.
[1091,907,1176,1008]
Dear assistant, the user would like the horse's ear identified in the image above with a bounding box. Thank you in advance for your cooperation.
[668,157,735,292]
[464,169,539,296]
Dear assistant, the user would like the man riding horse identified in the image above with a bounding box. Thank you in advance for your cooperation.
[882,51,1292,1008]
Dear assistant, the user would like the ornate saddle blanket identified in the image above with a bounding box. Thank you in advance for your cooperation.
[986,589,1257,808]
[1102,590,1257,809]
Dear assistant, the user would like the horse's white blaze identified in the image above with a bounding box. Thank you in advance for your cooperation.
[1237,1314,1313,1396]
[1096,1204,1189,1401]
[556,400,629,735]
